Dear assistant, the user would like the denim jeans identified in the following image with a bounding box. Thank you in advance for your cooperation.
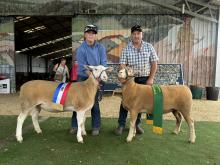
[118,76,149,128]
[71,76,101,129]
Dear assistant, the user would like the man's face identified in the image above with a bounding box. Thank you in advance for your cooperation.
[84,31,96,43]
[131,31,143,44]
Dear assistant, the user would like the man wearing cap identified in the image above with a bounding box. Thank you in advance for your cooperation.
[70,24,107,136]
[115,25,159,135]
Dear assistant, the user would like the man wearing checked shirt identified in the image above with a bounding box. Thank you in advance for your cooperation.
[115,25,159,135]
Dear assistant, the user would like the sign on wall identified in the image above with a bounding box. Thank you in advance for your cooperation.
[0,79,10,93]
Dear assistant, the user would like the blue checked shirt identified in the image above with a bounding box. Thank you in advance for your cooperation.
[120,41,158,77]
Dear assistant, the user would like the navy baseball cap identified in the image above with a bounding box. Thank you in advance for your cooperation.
[131,25,142,33]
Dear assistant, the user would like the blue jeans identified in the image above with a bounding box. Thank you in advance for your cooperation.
[71,76,101,129]
[118,77,149,128]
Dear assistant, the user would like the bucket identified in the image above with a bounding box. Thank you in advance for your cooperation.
[190,85,203,99]
[206,87,219,101]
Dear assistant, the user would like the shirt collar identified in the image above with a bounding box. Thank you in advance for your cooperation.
[129,41,144,51]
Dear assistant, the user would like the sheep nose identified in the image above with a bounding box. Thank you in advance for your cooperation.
[102,76,107,81]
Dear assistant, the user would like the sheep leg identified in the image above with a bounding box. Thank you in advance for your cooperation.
[182,113,196,143]
[172,110,182,134]
[76,111,86,143]
[31,106,42,134]
[81,115,87,136]
[127,111,138,143]
[16,110,29,143]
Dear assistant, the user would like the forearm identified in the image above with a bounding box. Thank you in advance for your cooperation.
[149,61,157,79]
[67,71,70,79]
[65,66,70,78]
[53,64,58,72]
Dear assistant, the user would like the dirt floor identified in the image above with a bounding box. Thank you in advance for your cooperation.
[0,93,220,122]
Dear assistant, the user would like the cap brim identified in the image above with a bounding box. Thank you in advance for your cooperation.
[131,29,142,33]
[84,30,97,34]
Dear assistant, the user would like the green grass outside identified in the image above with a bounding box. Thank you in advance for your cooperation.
[0,116,219,165]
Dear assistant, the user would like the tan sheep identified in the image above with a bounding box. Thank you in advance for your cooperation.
[16,65,111,143]
[118,67,196,143]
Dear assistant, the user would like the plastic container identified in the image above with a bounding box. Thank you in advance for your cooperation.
[190,85,203,99]
[206,87,219,101]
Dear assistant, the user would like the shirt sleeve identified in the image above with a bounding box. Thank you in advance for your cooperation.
[149,44,159,62]
[76,47,87,73]
[119,48,127,65]
[99,44,107,66]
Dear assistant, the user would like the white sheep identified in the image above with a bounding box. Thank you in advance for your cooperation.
[118,67,196,143]
[16,65,111,143]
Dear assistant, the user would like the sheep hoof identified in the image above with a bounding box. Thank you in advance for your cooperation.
[126,137,132,143]
[188,140,195,144]
[172,130,179,135]
[81,131,87,136]
[16,136,23,143]
[78,140,84,143]
[188,137,196,144]
[77,136,84,143]
[188,134,196,143]
[36,130,42,134]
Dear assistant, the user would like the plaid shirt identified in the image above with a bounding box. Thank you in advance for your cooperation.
[120,41,158,77]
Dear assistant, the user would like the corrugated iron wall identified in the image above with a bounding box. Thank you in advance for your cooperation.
[154,15,217,87]
[72,15,217,86]
[0,0,178,16]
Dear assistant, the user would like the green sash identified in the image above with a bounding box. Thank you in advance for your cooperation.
[146,85,163,135]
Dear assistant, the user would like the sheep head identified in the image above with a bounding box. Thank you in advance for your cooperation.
[118,66,134,79]
[84,65,111,82]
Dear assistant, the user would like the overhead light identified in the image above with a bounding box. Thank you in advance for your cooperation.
[24,29,34,33]
[17,35,73,53]
[36,46,72,58]
[14,16,30,23]
[20,48,30,51]
[24,25,46,34]
[35,26,46,30]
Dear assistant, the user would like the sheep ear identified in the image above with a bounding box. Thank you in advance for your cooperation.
[106,66,113,72]
[126,67,135,76]
[126,66,132,71]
